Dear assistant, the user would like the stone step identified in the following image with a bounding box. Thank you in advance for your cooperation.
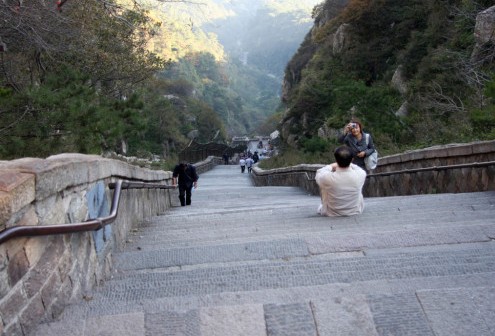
[122,224,493,258]
[130,211,494,236]
[116,224,494,271]
[103,243,495,299]
[122,215,494,250]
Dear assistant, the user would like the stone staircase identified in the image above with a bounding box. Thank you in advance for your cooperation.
[33,165,495,335]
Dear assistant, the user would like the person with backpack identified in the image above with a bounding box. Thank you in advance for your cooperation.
[172,161,199,206]
[337,118,376,171]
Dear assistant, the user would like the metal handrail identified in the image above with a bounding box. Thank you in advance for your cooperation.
[0,180,175,245]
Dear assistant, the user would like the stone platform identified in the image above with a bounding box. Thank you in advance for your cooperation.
[33,165,495,335]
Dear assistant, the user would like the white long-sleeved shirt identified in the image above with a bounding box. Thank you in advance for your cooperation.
[315,163,366,216]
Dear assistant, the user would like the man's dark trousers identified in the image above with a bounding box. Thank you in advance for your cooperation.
[179,185,192,206]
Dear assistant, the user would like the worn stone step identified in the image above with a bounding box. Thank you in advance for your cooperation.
[104,242,495,301]
[117,224,494,271]
[122,224,493,258]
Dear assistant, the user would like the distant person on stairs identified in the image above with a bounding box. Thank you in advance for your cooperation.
[316,145,366,216]
[172,161,199,206]
[245,156,254,173]
[239,156,246,173]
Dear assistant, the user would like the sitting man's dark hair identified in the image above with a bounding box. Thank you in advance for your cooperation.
[334,145,353,167]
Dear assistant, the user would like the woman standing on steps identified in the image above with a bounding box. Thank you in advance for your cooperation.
[338,118,375,171]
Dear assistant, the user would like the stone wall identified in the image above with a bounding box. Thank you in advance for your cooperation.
[252,140,495,197]
[374,140,495,173]
[0,154,180,335]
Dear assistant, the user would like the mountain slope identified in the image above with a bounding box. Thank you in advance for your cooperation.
[144,0,321,136]
[280,0,495,153]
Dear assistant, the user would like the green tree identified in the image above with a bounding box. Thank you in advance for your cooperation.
[0,0,167,159]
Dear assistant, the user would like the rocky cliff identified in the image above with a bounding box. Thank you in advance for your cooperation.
[279,1,495,151]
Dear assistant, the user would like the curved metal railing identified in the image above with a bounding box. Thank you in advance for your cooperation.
[0,180,175,245]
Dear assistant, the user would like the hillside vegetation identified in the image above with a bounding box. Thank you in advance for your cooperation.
[0,0,315,161]
[273,0,495,166]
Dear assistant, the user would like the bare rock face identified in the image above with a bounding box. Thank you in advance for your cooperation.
[313,0,350,29]
[317,124,340,140]
[474,6,495,44]
[391,65,408,96]
[395,101,409,117]
[472,5,495,63]
[333,23,351,54]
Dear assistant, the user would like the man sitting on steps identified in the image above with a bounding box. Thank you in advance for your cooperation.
[316,145,366,216]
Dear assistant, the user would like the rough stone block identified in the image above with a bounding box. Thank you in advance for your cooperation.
[313,296,378,336]
[200,304,266,336]
[19,293,46,334]
[33,319,84,336]
[24,236,49,269]
[67,193,88,223]
[0,245,8,298]
[57,249,73,284]
[0,284,27,326]
[0,191,9,229]
[7,249,29,287]
[399,151,416,162]
[0,157,44,171]
[2,319,23,336]
[378,153,402,165]
[264,303,317,336]
[446,144,473,157]
[34,155,98,201]
[85,312,145,335]
[35,194,66,225]
[55,275,74,309]
[416,288,491,336]
[472,140,495,155]
[0,170,35,230]
[423,147,448,159]
[24,239,64,298]
[40,270,62,314]
[0,170,35,215]
[8,206,38,229]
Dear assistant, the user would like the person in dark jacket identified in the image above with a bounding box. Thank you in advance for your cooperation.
[252,151,259,163]
[172,161,199,206]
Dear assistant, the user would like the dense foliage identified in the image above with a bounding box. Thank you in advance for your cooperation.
[0,0,170,158]
[0,0,316,160]
[279,0,495,160]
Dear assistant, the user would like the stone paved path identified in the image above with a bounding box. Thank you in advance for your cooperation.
[34,165,495,335]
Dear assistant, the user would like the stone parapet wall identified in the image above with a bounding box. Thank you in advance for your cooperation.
[375,140,495,173]
[194,156,223,174]
[363,162,495,196]
[0,154,175,335]
[251,141,495,197]
[252,164,321,196]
